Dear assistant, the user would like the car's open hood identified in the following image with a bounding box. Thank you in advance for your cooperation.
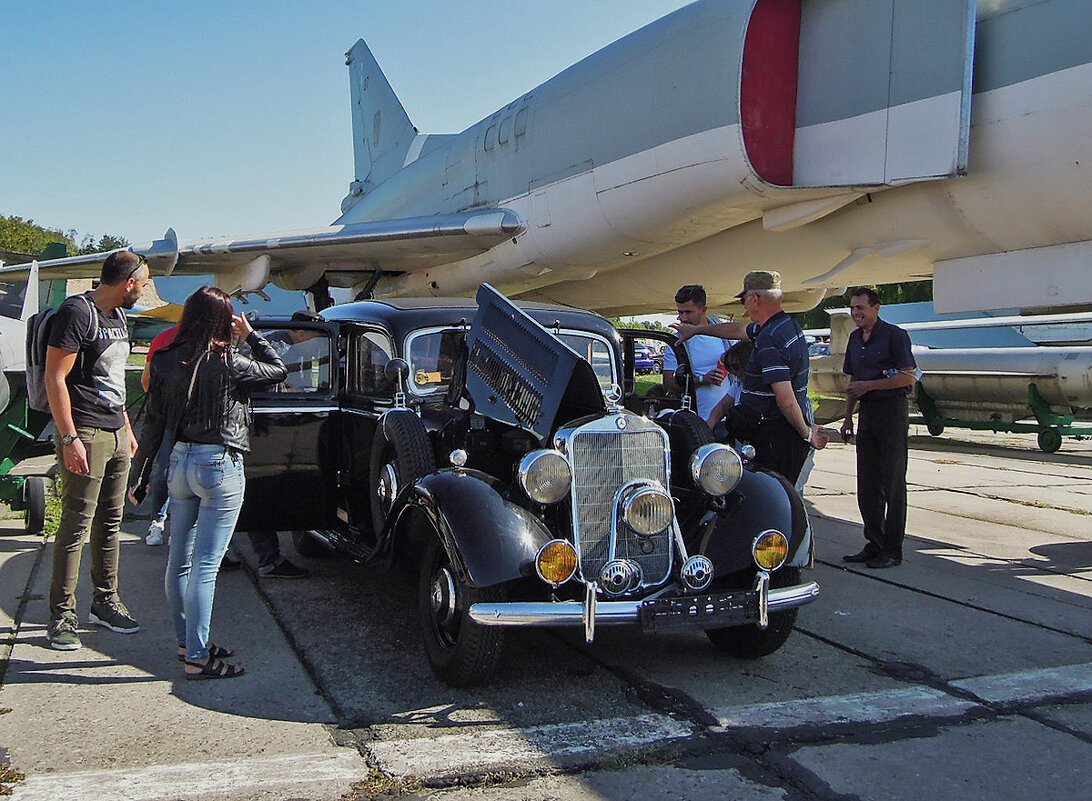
[464,284,606,441]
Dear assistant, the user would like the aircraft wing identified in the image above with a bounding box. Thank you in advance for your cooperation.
[0,209,523,295]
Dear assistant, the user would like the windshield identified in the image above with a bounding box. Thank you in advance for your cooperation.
[406,327,617,396]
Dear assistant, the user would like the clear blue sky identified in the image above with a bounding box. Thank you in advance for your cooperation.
[1,0,690,248]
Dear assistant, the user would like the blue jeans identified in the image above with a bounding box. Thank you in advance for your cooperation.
[165,443,246,661]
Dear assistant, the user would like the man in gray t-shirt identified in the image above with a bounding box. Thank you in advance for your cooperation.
[44,251,149,651]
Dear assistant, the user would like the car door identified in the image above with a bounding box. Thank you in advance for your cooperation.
[236,322,341,533]
[334,325,397,539]
[617,328,695,416]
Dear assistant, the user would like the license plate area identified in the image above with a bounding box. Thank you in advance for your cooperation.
[639,590,758,633]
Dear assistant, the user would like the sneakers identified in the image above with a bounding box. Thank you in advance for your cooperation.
[47,612,82,651]
[88,600,140,634]
[146,519,166,546]
[258,558,309,579]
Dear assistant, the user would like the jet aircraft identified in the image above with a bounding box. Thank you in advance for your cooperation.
[3,0,1091,319]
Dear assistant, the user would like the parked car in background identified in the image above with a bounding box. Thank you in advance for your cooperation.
[633,342,663,374]
[238,286,818,686]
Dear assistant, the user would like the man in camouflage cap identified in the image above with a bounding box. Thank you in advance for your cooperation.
[672,270,826,482]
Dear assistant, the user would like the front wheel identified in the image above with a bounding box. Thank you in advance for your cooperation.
[705,567,800,659]
[418,536,506,687]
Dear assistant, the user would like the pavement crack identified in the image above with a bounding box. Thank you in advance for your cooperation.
[0,533,47,689]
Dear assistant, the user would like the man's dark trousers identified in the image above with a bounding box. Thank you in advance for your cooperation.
[856,396,909,559]
[753,415,811,485]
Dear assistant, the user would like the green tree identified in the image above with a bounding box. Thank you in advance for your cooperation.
[0,215,130,259]
[77,233,130,255]
[0,215,76,256]
[796,280,933,330]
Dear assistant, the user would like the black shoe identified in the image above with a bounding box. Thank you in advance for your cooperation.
[866,554,902,569]
[843,548,878,563]
[220,554,242,571]
[258,558,309,579]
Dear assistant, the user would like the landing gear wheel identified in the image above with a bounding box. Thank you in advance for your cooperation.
[1037,427,1062,453]
[926,421,945,437]
[418,536,506,686]
[705,567,800,659]
[369,410,435,536]
[24,476,46,535]
[291,531,326,558]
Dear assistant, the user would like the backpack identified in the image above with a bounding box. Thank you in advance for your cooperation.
[25,294,98,413]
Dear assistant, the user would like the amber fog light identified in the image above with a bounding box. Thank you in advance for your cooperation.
[689,444,743,496]
[752,530,789,571]
[536,539,578,586]
[621,487,673,536]
[519,450,572,504]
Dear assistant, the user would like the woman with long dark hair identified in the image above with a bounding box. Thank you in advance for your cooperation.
[131,286,286,679]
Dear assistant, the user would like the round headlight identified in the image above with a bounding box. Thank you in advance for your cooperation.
[621,486,674,536]
[689,444,744,496]
[518,450,571,504]
[753,530,789,571]
[536,539,578,586]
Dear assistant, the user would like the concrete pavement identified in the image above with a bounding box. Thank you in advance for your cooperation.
[1,426,1091,800]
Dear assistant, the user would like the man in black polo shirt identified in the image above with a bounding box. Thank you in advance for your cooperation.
[672,270,827,483]
[840,288,918,569]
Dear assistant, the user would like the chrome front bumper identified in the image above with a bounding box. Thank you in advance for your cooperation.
[468,577,820,638]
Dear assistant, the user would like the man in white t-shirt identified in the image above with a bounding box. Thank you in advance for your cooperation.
[661,284,735,420]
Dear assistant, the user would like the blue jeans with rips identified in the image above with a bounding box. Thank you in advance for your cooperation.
[165,442,246,662]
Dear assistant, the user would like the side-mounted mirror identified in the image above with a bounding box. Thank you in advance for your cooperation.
[385,357,410,408]
[384,357,409,382]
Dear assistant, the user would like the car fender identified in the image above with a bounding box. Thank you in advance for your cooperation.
[397,468,554,588]
[699,468,812,574]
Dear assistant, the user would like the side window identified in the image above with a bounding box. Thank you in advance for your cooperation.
[260,327,333,393]
[350,330,395,397]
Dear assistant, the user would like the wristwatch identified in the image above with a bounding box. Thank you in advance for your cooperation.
[60,434,79,447]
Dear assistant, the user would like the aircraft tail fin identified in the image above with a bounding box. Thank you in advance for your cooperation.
[343,39,418,209]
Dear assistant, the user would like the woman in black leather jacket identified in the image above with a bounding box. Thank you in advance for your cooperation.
[131,286,286,679]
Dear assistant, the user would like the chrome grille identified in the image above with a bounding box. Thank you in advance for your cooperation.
[566,415,673,588]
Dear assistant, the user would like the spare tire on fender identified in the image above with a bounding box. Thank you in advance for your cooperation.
[369,410,436,536]
[666,409,714,488]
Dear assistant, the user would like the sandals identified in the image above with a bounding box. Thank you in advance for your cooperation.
[177,643,233,663]
[184,656,245,680]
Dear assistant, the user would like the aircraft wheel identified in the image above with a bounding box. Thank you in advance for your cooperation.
[1037,427,1062,454]
[24,476,47,535]
[926,421,945,437]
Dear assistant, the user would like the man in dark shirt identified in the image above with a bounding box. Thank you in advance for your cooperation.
[45,251,149,650]
[840,288,918,569]
[672,270,827,483]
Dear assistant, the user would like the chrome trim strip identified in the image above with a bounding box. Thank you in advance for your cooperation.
[251,406,338,414]
[468,581,820,627]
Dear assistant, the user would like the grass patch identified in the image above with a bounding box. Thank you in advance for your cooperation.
[44,482,61,538]
[0,762,26,795]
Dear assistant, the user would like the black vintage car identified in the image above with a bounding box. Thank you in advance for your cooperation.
[237,285,818,686]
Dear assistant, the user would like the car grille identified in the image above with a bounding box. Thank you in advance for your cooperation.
[566,414,673,588]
